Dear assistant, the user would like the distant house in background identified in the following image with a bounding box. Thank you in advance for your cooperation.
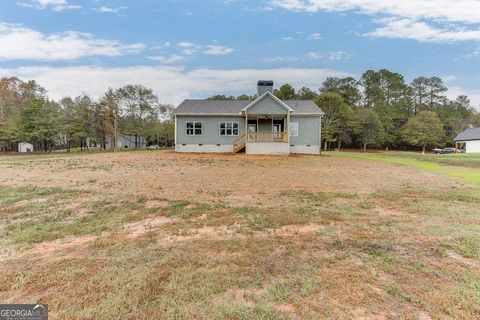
[105,134,146,149]
[18,142,33,153]
[454,128,480,153]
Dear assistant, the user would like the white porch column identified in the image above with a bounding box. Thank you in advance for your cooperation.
[287,111,291,144]
[245,111,248,143]
[271,117,274,142]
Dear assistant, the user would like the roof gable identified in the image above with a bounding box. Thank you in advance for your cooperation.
[242,92,293,114]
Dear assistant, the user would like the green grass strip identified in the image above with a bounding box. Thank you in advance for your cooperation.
[326,151,480,184]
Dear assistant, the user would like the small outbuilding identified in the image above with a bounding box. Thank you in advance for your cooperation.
[454,128,480,153]
[18,142,34,153]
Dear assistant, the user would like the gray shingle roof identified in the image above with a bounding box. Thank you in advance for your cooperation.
[454,128,480,141]
[174,99,324,115]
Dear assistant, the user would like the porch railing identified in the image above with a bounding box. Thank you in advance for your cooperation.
[247,131,288,143]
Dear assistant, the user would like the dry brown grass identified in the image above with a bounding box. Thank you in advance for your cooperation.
[0,150,479,319]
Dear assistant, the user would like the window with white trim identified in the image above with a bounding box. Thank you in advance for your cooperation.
[186,121,202,135]
[289,122,298,137]
[219,121,239,136]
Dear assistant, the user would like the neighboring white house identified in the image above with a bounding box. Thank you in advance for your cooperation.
[18,142,34,153]
[454,128,480,153]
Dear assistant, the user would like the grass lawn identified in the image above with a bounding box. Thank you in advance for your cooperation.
[326,151,480,184]
[0,151,479,319]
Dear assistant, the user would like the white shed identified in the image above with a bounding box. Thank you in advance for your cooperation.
[18,142,34,153]
[454,128,480,153]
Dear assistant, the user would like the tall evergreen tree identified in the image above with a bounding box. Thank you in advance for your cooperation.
[425,77,447,110]
[411,77,429,114]
[274,84,296,100]
[19,98,61,152]
[320,77,361,107]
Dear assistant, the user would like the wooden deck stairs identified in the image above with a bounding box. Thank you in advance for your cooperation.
[233,133,246,153]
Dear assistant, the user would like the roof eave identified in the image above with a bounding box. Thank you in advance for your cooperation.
[454,138,480,142]
[292,112,324,116]
[175,112,243,116]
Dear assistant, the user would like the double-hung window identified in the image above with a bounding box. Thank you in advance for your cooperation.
[289,122,299,137]
[186,121,202,135]
[219,121,239,136]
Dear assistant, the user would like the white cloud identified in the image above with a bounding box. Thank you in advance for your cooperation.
[326,51,351,60]
[264,51,350,62]
[463,46,480,58]
[304,52,321,60]
[367,18,480,42]
[272,0,480,43]
[0,65,350,105]
[0,23,145,61]
[146,54,187,64]
[177,42,195,48]
[18,0,81,11]
[281,36,294,41]
[271,0,480,24]
[180,48,197,56]
[203,45,234,55]
[307,32,322,40]
[442,75,457,83]
[170,41,234,59]
[95,6,127,14]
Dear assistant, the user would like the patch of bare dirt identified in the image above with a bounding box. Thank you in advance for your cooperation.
[125,216,176,238]
[446,251,480,270]
[156,223,325,244]
[0,151,455,207]
[9,235,97,266]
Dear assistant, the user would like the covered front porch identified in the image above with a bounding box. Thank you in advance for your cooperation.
[233,113,290,154]
[232,91,293,154]
[245,115,289,143]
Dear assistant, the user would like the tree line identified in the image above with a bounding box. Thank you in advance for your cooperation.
[0,77,174,152]
[314,71,479,152]
[209,69,479,152]
[1,69,479,153]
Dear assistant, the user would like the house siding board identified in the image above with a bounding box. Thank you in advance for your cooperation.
[466,140,480,153]
[247,95,288,115]
[176,115,245,145]
[258,119,272,132]
[289,116,320,146]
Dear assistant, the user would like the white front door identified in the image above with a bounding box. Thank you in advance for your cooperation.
[273,124,281,139]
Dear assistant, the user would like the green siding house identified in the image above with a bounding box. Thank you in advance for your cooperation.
[174,81,324,155]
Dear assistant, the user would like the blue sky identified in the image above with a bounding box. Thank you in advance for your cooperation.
[0,0,479,108]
